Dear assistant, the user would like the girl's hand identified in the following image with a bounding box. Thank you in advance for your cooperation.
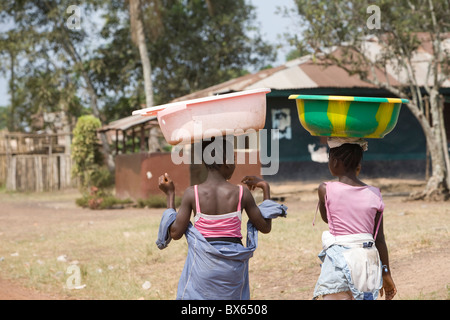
[241,176,268,191]
[380,273,397,300]
[158,173,175,195]
[241,176,270,200]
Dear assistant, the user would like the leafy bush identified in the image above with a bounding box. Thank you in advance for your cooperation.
[76,187,132,210]
[90,166,114,189]
[71,115,110,191]
[71,115,116,210]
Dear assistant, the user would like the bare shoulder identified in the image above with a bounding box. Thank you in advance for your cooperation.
[318,182,327,200]
[241,184,257,206]
[318,182,327,193]
[182,185,195,201]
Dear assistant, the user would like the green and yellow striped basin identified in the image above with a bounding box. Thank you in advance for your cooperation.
[288,95,409,138]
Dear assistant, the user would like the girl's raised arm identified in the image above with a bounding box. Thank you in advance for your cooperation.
[241,176,272,234]
[158,173,193,240]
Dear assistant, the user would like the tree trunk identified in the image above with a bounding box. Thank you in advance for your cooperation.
[130,0,154,108]
[130,0,164,155]
[410,89,449,200]
[440,97,450,191]
[8,51,16,132]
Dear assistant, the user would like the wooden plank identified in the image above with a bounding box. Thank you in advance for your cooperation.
[0,155,6,185]
[36,156,43,192]
[8,156,16,190]
[59,155,66,188]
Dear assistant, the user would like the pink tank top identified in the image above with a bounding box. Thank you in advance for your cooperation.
[194,185,243,239]
[324,181,384,238]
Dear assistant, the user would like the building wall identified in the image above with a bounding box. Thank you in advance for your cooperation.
[115,153,191,200]
[115,151,261,200]
[263,92,432,182]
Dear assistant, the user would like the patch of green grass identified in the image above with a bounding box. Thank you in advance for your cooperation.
[136,195,181,209]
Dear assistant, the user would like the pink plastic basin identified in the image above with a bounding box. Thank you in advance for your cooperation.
[132,88,270,145]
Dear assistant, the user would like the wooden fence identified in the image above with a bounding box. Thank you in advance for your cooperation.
[1,154,75,192]
[0,132,76,192]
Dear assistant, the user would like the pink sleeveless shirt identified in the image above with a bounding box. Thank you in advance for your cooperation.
[325,181,384,237]
[193,185,243,239]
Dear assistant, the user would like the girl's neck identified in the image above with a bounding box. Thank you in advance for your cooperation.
[205,169,227,184]
[337,173,364,186]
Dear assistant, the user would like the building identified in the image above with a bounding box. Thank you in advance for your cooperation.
[107,35,450,198]
[100,114,260,200]
[169,38,450,182]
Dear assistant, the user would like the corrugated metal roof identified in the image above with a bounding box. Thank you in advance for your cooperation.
[170,65,286,102]
[99,114,157,132]
[247,57,319,90]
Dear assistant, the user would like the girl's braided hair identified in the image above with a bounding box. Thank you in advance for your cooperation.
[329,143,363,171]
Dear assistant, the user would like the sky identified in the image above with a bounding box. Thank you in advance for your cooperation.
[0,0,297,107]
[249,0,298,65]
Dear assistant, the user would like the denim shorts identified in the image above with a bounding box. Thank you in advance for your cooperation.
[313,245,382,300]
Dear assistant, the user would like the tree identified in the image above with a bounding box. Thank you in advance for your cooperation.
[129,0,154,108]
[291,0,450,200]
[0,29,29,132]
[0,26,86,133]
[1,0,276,154]
[86,8,144,122]
[95,0,276,110]
[0,0,115,167]
[141,0,276,104]
[0,106,8,130]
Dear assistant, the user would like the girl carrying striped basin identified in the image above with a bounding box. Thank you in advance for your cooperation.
[313,137,397,300]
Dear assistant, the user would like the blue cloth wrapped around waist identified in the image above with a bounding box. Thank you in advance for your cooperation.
[155,200,287,300]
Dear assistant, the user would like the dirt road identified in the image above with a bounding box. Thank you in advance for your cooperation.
[0,181,448,300]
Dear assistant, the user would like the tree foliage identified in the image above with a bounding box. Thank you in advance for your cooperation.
[0,0,97,131]
[142,0,276,104]
[0,0,276,131]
